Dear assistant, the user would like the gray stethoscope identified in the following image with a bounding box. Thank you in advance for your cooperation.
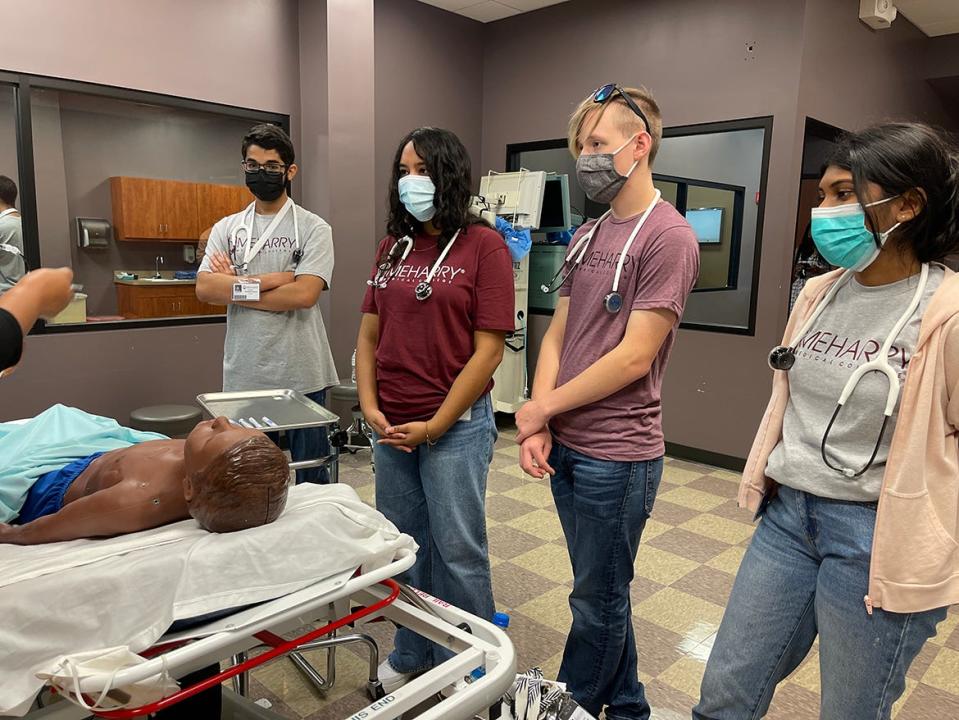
[230,199,301,274]
[768,262,930,478]
[367,229,461,301]
[540,190,661,313]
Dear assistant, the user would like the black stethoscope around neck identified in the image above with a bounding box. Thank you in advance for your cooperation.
[539,190,661,313]
[768,263,930,478]
[367,229,461,301]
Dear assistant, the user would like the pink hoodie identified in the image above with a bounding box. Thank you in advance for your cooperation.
[739,267,959,614]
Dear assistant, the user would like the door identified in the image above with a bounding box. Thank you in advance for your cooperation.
[161,180,200,240]
[111,177,165,240]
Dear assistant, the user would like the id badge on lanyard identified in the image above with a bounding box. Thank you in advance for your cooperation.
[232,278,261,302]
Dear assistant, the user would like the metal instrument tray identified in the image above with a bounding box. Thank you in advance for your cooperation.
[196,389,340,432]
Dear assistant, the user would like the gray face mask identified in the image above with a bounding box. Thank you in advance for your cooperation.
[575,135,639,204]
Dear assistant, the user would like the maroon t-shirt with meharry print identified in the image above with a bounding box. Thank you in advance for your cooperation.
[361,223,515,425]
[552,201,699,461]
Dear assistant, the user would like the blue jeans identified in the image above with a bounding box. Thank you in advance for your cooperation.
[373,394,497,673]
[549,442,664,720]
[694,485,947,720]
[270,389,330,484]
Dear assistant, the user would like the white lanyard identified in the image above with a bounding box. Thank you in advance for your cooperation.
[234,198,298,272]
[561,189,661,291]
[422,229,460,286]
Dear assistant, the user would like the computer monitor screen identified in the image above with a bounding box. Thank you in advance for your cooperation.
[685,207,724,244]
[537,174,571,233]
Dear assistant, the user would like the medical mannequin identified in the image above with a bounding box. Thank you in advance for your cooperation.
[0,417,289,545]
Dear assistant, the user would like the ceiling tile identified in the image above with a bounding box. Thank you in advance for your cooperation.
[499,0,569,12]
[896,0,959,37]
[457,1,520,23]
[415,0,482,10]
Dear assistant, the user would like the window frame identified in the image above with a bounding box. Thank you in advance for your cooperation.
[4,70,290,335]
[506,115,774,335]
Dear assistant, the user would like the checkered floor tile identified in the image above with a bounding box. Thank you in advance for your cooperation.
[240,425,959,719]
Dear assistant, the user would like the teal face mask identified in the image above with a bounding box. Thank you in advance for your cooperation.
[398,175,437,222]
[810,196,900,271]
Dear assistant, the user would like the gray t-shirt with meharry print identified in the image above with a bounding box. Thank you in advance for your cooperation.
[0,213,24,288]
[199,204,337,394]
[766,264,945,501]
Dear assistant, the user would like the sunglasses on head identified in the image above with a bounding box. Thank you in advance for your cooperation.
[592,83,651,134]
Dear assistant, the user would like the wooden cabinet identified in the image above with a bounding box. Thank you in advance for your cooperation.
[115,282,223,319]
[110,177,165,240]
[196,183,252,233]
[111,177,249,242]
[162,181,200,239]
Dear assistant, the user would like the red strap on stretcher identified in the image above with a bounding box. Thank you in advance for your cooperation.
[86,579,401,719]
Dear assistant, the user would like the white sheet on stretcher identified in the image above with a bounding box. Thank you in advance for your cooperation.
[0,483,416,717]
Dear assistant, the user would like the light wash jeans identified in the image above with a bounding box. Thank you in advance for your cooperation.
[549,442,664,720]
[694,485,947,720]
[373,394,497,673]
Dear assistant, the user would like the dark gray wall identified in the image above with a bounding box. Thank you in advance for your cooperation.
[373,0,485,240]
[798,0,955,130]
[481,0,959,460]
[481,0,807,459]
[3,324,226,421]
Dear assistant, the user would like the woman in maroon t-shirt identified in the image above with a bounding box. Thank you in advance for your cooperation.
[355,127,515,691]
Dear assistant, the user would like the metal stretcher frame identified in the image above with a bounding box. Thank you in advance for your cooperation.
[27,548,516,720]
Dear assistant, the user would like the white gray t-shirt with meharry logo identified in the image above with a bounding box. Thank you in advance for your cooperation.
[199,204,338,394]
[0,213,24,288]
[766,264,945,502]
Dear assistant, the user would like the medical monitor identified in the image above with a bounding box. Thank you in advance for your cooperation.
[536,174,571,233]
[478,170,547,229]
[685,207,724,244]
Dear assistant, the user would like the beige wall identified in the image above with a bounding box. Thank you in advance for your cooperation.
[0,0,302,422]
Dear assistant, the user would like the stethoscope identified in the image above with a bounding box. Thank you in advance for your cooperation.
[540,189,661,313]
[768,262,930,478]
[229,198,301,274]
[367,229,461,301]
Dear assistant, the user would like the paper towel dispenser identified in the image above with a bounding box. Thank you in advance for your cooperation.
[76,217,112,249]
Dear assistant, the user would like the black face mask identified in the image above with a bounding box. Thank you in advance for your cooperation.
[245,169,287,202]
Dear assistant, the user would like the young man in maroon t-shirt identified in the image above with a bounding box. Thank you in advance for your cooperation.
[516,86,699,720]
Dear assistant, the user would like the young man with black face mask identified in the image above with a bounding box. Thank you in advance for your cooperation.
[515,85,699,720]
[196,124,336,484]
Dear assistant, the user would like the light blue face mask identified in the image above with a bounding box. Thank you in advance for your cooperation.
[810,195,901,271]
[398,175,437,222]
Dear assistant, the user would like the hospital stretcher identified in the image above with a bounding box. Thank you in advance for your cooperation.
[4,485,516,720]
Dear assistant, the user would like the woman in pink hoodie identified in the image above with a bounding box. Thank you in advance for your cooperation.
[695,123,959,720]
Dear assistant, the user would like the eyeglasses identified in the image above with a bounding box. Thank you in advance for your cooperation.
[241,160,287,175]
[592,83,651,134]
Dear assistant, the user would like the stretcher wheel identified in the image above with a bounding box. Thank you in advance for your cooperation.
[368,680,385,700]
